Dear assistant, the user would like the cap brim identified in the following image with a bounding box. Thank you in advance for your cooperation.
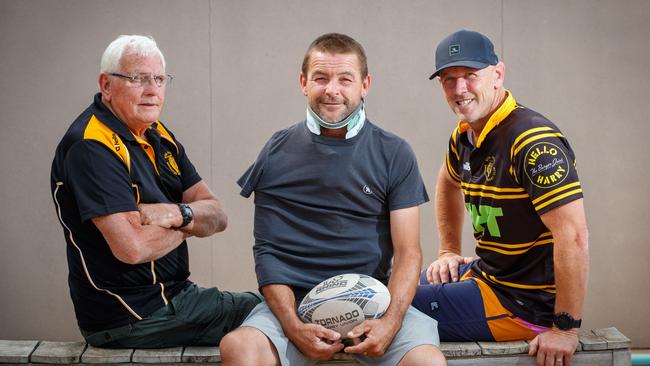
[428,60,491,80]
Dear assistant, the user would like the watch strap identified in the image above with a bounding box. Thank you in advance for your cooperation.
[553,312,582,330]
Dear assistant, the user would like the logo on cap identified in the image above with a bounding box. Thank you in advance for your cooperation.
[449,44,460,56]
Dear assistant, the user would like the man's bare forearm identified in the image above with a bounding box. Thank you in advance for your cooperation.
[384,207,423,324]
[435,163,464,257]
[384,245,421,324]
[180,198,227,237]
[93,211,188,265]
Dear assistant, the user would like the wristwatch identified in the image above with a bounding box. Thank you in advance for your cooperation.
[176,203,194,228]
[553,312,582,330]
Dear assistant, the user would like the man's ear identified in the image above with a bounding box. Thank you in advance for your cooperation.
[99,73,111,101]
[494,62,505,89]
[361,73,371,98]
[299,72,308,96]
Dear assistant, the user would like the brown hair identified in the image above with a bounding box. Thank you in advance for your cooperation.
[301,33,368,78]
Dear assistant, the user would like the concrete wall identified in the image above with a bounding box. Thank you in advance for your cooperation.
[1,0,648,346]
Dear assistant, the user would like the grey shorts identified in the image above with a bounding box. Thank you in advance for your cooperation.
[240,302,440,366]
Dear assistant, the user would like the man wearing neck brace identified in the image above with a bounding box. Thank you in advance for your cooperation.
[220,33,446,366]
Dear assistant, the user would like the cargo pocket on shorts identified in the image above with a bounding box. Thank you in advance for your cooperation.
[82,323,134,348]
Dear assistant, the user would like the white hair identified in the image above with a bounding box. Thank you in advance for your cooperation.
[100,35,166,73]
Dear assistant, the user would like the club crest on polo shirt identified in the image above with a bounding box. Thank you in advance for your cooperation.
[524,142,570,188]
[164,152,181,176]
[362,185,373,195]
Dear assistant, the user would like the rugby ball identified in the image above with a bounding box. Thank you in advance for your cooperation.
[297,274,391,337]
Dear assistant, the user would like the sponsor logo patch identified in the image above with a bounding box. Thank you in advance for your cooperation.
[466,203,503,237]
[524,142,569,188]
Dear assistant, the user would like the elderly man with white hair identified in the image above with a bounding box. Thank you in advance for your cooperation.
[50,35,261,348]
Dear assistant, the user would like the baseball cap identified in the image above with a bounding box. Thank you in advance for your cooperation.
[429,30,498,79]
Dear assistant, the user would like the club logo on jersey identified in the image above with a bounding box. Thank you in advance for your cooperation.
[483,156,497,182]
[363,185,373,195]
[524,142,570,188]
[463,162,471,171]
[163,152,181,176]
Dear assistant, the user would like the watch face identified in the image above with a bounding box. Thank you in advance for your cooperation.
[178,204,193,227]
[554,312,579,330]
[556,314,570,329]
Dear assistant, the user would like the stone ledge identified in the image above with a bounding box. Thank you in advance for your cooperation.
[0,327,631,365]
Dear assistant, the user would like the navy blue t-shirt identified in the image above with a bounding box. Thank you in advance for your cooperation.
[238,120,428,297]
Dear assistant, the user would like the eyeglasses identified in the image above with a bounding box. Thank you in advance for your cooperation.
[109,73,173,87]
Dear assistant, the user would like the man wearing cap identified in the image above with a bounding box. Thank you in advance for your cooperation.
[412,30,589,366]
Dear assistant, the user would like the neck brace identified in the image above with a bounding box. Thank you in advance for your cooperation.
[307,100,364,129]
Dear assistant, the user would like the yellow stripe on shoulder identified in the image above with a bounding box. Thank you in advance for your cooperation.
[450,143,459,161]
[511,127,554,153]
[83,115,131,173]
[535,188,583,211]
[449,126,462,161]
[513,132,564,157]
[510,127,557,162]
[451,126,459,145]
[446,155,461,182]
[155,121,179,155]
[531,182,581,205]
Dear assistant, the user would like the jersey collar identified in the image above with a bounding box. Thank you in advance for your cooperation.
[457,90,517,148]
[91,93,138,142]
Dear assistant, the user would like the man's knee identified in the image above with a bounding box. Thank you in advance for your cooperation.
[220,327,278,366]
[398,344,447,366]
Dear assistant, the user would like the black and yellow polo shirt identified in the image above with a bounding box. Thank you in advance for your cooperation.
[50,93,201,332]
[445,91,583,326]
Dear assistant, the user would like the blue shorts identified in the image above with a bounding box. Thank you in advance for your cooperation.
[412,262,545,342]
[240,302,440,366]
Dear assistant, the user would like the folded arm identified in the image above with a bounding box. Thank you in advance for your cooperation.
[138,180,227,237]
[93,180,227,264]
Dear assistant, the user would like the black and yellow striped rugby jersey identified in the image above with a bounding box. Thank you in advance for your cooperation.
[445,91,583,326]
